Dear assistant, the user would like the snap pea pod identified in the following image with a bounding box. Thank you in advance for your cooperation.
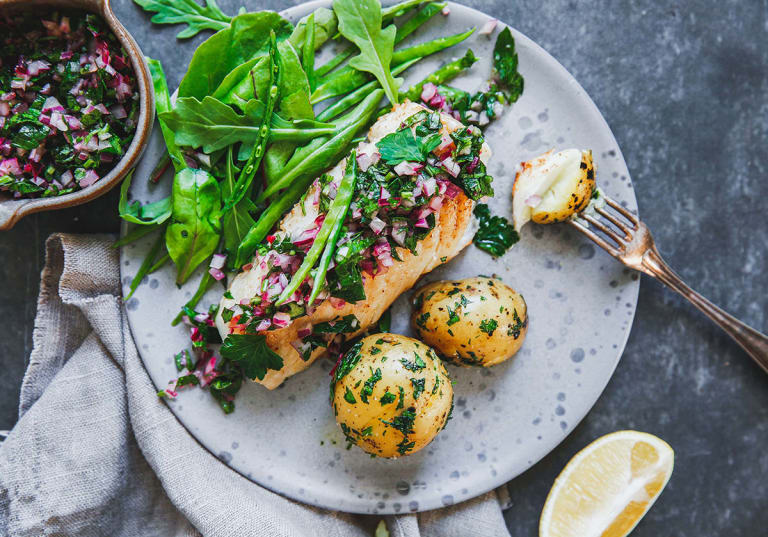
[400,48,478,101]
[223,31,280,213]
[236,90,384,265]
[276,154,356,306]
[302,13,316,91]
[147,58,185,172]
[171,270,216,326]
[257,89,383,201]
[307,155,357,307]
[316,58,418,122]
[311,29,474,104]
[124,232,164,301]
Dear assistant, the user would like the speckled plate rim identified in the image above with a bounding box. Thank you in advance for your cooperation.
[121,0,640,514]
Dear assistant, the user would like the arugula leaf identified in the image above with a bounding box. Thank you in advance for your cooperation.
[376,128,440,165]
[165,168,222,284]
[133,0,231,39]
[118,171,172,225]
[333,0,400,105]
[473,204,519,257]
[220,333,284,380]
[492,27,524,101]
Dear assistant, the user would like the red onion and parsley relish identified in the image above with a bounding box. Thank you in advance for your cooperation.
[221,109,492,350]
[0,11,138,198]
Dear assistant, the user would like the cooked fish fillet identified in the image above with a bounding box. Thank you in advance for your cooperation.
[216,101,491,389]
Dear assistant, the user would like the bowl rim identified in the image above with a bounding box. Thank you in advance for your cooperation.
[0,0,155,230]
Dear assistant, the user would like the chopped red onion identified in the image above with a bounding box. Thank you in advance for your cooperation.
[254,319,272,332]
[109,104,127,119]
[441,156,461,178]
[423,177,437,197]
[429,195,444,211]
[415,218,429,228]
[442,6,451,15]
[420,82,437,103]
[479,18,498,35]
[209,253,227,270]
[273,312,291,327]
[525,194,542,207]
[394,161,423,176]
[0,103,9,117]
[79,169,99,187]
[27,60,51,76]
[297,327,312,338]
[369,216,387,235]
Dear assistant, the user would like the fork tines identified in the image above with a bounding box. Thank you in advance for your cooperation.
[569,196,639,256]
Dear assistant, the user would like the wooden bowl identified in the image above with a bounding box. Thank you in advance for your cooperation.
[0,0,154,230]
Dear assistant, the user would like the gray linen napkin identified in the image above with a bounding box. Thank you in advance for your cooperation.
[0,233,511,537]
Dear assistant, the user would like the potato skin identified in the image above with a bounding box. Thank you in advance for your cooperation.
[531,150,596,224]
[331,334,453,458]
[411,277,528,367]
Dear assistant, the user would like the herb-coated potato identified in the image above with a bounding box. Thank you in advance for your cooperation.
[331,334,453,458]
[411,276,528,367]
[512,149,596,230]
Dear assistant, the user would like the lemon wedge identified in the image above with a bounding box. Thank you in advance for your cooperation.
[539,430,674,537]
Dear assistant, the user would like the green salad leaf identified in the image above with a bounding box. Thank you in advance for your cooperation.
[492,27,524,101]
[333,0,400,105]
[165,168,222,284]
[133,0,232,39]
[118,171,172,225]
[220,333,284,380]
[178,12,293,99]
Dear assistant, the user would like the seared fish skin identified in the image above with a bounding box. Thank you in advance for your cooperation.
[216,101,491,389]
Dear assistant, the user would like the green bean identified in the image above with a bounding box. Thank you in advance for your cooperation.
[148,253,171,274]
[171,271,215,326]
[395,2,445,43]
[314,47,355,79]
[223,32,280,213]
[124,232,164,301]
[311,29,474,104]
[258,89,383,200]
[236,90,384,264]
[278,153,356,306]
[308,155,357,307]
[401,48,478,101]
[147,58,185,172]
[316,58,418,122]
[381,0,430,20]
[302,13,316,92]
[113,222,162,248]
[314,1,443,89]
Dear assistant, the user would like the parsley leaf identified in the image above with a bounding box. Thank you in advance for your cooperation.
[360,368,382,403]
[473,204,520,257]
[492,27,524,102]
[314,314,360,334]
[376,128,441,165]
[410,378,425,400]
[220,333,283,380]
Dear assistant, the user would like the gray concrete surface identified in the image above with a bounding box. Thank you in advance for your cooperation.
[1,0,767,534]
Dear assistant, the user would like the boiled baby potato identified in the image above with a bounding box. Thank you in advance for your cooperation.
[330,333,453,458]
[411,276,528,367]
[512,149,596,231]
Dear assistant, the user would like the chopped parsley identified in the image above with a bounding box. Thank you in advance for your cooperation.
[415,312,430,329]
[314,314,360,334]
[473,204,519,257]
[401,353,426,371]
[344,387,357,404]
[479,318,498,336]
[360,367,382,404]
[411,378,425,400]
[380,391,396,405]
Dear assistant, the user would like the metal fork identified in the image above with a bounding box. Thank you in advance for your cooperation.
[569,196,768,373]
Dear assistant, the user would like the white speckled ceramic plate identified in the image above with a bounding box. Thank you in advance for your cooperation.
[120,1,639,514]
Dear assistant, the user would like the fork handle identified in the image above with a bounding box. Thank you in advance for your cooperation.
[641,249,768,372]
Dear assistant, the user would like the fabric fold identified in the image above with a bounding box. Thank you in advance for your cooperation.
[0,233,511,537]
